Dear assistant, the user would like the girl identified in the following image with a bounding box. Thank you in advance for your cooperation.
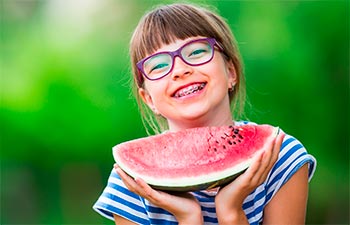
[93,3,316,225]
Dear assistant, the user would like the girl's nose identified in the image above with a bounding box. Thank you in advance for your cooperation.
[170,56,193,80]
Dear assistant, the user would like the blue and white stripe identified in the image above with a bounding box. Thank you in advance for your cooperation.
[93,122,316,225]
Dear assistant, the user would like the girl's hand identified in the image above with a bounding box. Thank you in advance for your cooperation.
[215,132,285,224]
[115,165,203,225]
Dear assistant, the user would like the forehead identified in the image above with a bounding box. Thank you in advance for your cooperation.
[132,5,220,68]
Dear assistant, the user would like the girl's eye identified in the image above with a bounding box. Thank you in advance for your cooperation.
[150,63,169,72]
[189,48,207,57]
[144,53,171,74]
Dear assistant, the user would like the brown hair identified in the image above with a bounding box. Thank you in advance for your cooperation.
[129,3,246,134]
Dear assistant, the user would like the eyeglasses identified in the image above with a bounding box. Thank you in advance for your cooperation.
[137,37,223,82]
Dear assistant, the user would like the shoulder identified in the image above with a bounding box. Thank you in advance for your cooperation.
[275,131,316,182]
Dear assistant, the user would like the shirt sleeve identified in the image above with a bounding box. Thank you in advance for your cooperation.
[264,133,317,204]
[92,169,150,225]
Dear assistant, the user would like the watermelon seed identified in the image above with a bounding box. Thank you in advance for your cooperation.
[238,134,243,139]
[234,129,239,134]
[228,140,232,145]
[233,141,236,145]
[215,140,219,144]
[214,148,217,152]
[238,139,241,143]
[223,145,226,149]
[232,135,236,138]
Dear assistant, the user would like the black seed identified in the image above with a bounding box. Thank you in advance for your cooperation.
[238,134,243,139]
[215,140,220,144]
[214,148,217,152]
[233,141,236,145]
[238,139,241,143]
[229,125,233,129]
[221,136,225,139]
[223,145,226,149]
[234,129,239,134]
[228,140,232,145]
[232,135,236,139]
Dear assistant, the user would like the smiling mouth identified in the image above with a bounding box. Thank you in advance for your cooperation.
[173,83,206,98]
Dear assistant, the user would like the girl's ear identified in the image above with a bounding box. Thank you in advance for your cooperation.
[138,88,160,114]
[226,60,237,87]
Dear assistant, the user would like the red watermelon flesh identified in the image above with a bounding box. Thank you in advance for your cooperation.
[113,124,279,191]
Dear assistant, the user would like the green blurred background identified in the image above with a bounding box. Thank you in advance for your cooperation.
[1,0,348,224]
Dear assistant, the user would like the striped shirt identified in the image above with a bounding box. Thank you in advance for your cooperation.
[93,122,316,224]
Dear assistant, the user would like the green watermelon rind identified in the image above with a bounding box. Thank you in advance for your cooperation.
[149,162,249,192]
[113,125,279,192]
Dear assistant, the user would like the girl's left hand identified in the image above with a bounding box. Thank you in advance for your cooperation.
[215,131,285,224]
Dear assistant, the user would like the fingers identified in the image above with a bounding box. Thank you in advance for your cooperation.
[261,131,284,169]
[271,131,285,163]
[115,164,143,194]
[259,132,285,181]
[245,149,264,179]
[134,177,160,201]
[115,166,139,193]
[114,164,165,204]
[266,131,285,172]
[242,131,285,187]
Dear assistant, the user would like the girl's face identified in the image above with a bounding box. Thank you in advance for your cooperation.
[138,37,237,131]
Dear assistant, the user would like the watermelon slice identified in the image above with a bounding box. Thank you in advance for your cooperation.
[113,124,279,191]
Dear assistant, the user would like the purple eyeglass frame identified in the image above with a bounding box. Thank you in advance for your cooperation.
[136,37,223,84]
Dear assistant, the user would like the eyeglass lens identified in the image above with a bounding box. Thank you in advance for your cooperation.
[142,39,214,80]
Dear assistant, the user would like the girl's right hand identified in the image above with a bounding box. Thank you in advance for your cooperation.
[115,164,203,225]
[214,132,285,224]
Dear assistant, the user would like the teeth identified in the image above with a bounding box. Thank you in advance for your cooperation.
[175,83,205,98]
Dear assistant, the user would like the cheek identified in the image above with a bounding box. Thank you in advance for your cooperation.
[144,82,166,101]
[204,55,230,75]
[203,63,231,84]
